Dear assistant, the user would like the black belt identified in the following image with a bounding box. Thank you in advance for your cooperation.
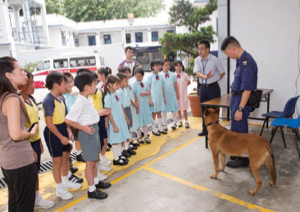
[232,91,243,96]
[200,81,218,88]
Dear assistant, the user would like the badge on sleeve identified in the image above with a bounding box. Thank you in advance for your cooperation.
[242,59,248,66]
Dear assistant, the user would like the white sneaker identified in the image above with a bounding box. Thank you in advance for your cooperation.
[35,198,55,209]
[56,188,73,200]
[101,156,112,166]
[63,180,82,190]
[97,172,108,181]
[99,163,112,172]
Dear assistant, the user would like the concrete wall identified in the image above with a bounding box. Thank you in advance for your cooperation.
[218,0,300,118]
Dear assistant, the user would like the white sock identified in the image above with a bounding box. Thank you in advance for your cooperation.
[117,143,123,157]
[62,175,69,184]
[171,112,177,123]
[136,128,141,138]
[76,149,82,155]
[56,182,64,191]
[88,185,96,192]
[152,120,157,132]
[112,145,120,160]
[94,177,99,185]
[158,118,163,131]
[143,126,148,138]
[162,113,167,125]
[96,161,101,170]
[125,141,130,150]
[129,132,133,142]
[68,171,72,178]
[35,190,41,203]
[185,120,189,124]
[100,155,105,160]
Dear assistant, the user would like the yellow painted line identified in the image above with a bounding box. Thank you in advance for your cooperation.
[143,167,276,212]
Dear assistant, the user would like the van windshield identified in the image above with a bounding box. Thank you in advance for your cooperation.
[70,56,96,67]
[36,60,50,71]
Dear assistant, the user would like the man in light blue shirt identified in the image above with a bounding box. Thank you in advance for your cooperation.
[193,40,225,136]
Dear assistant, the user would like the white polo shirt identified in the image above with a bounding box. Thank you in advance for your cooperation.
[66,94,99,126]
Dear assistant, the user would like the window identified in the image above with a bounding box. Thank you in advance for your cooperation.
[88,36,96,46]
[135,32,143,43]
[126,33,131,43]
[36,60,50,71]
[167,30,174,33]
[152,31,158,42]
[53,59,68,69]
[61,31,66,46]
[70,56,96,67]
[103,34,111,44]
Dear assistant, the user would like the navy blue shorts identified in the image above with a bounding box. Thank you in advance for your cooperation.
[44,123,71,157]
[98,116,107,150]
[30,139,41,171]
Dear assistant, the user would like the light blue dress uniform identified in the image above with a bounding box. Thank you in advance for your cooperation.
[159,71,178,113]
[63,93,77,112]
[145,72,165,113]
[116,88,131,108]
[132,80,153,126]
[104,92,130,144]
[125,84,140,132]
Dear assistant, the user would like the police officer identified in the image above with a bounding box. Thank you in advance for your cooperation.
[193,40,225,136]
[221,36,258,168]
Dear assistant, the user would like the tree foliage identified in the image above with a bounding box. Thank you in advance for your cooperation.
[159,0,217,58]
[45,0,165,22]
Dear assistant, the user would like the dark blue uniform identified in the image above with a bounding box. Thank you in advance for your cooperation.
[230,51,257,133]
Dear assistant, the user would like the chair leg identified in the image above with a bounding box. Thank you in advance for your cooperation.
[293,129,300,140]
[269,127,278,144]
[259,117,268,136]
[280,127,287,148]
[292,130,300,159]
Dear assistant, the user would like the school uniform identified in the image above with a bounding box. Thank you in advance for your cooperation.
[116,88,133,128]
[66,94,100,161]
[125,84,140,132]
[24,97,41,171]
[43,93,71,157]
[131,81,153,126]
[160,71,178,113]
[104,92,130,144]
[175,71,190,111]
[145,72,165,113]
[64,93,79,140]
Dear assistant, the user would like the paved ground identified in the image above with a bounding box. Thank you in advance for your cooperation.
[1,117,300,212]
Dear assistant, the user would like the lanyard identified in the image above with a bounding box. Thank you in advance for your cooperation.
[201,59,208,84]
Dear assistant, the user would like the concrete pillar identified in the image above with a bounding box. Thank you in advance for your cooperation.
[40,2,50,46]
[95,32,101,46]
[121,28,125,45]
[147,28,151,43]
[12,6,22,42]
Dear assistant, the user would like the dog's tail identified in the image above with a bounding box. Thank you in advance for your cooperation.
[265,141,277,186]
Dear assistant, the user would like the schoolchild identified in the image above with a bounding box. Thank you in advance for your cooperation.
[159,59,179,131]
[146,60,167,136]
[43,72,82,200]
[174,61,191,128]
[19,71,55,209]
[65,72,111,200]
[131,68,152,144]
[104,75,131,165]
[97,67,112,92]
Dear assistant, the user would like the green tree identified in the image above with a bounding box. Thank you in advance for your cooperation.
[45,0,65,15]
[159,0,217,58]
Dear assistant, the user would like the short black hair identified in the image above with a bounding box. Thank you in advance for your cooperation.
[119,66,131,74]
[45,71,67,90]
[63,72,73,80]
[162,59,170,65]
[134,68,144,76]
[221,36,241,51]
[150,59,161,71]
[125,46,133,53]
[76,68,92,76]
[198,39,210,50]
[74,72,95,92]
[116,72,127,81]
[174,61,185,72]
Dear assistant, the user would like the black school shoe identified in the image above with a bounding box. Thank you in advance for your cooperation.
[127,148,137,155]
[198,131,205,136]
[120,155,129,163]
[158,130,167,134]
[130,141,140,147]
[129,144,137,150]
[152,131,161,136]
[95,181,111,189]
[76,153,86,162]
[144,137,151,144]
[122,150,131,158]
[141,132,145,138]
[171,124,177,130]
[106,146,111,152]
[69,174,83,184]
[226,157,249,168]
[113,158,128,166]
[178,121,183,127]
[137,138,144,144]
[88,189,108,199]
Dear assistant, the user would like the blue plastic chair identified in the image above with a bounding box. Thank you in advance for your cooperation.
[270,116,300,158]
[260,96,300,136]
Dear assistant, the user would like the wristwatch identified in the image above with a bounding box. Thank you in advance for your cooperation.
[238,107,244,112]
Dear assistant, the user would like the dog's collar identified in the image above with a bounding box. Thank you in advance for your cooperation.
[205,121,219,127]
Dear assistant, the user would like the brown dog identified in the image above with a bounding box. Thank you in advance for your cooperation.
[204,107,276,195]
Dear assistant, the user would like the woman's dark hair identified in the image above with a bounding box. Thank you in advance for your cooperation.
[104,75,120,96]
[0,56,30,122]
[119,66,131,74]
[45,71,67,90]
[74,72,95,92]
[97,67,112,79]
[174,61,185,72]
[134,68,144,76]
[150,59,161,71]
[116,72,127,81]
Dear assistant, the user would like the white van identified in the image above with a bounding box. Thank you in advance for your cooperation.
[32,52,105,88]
